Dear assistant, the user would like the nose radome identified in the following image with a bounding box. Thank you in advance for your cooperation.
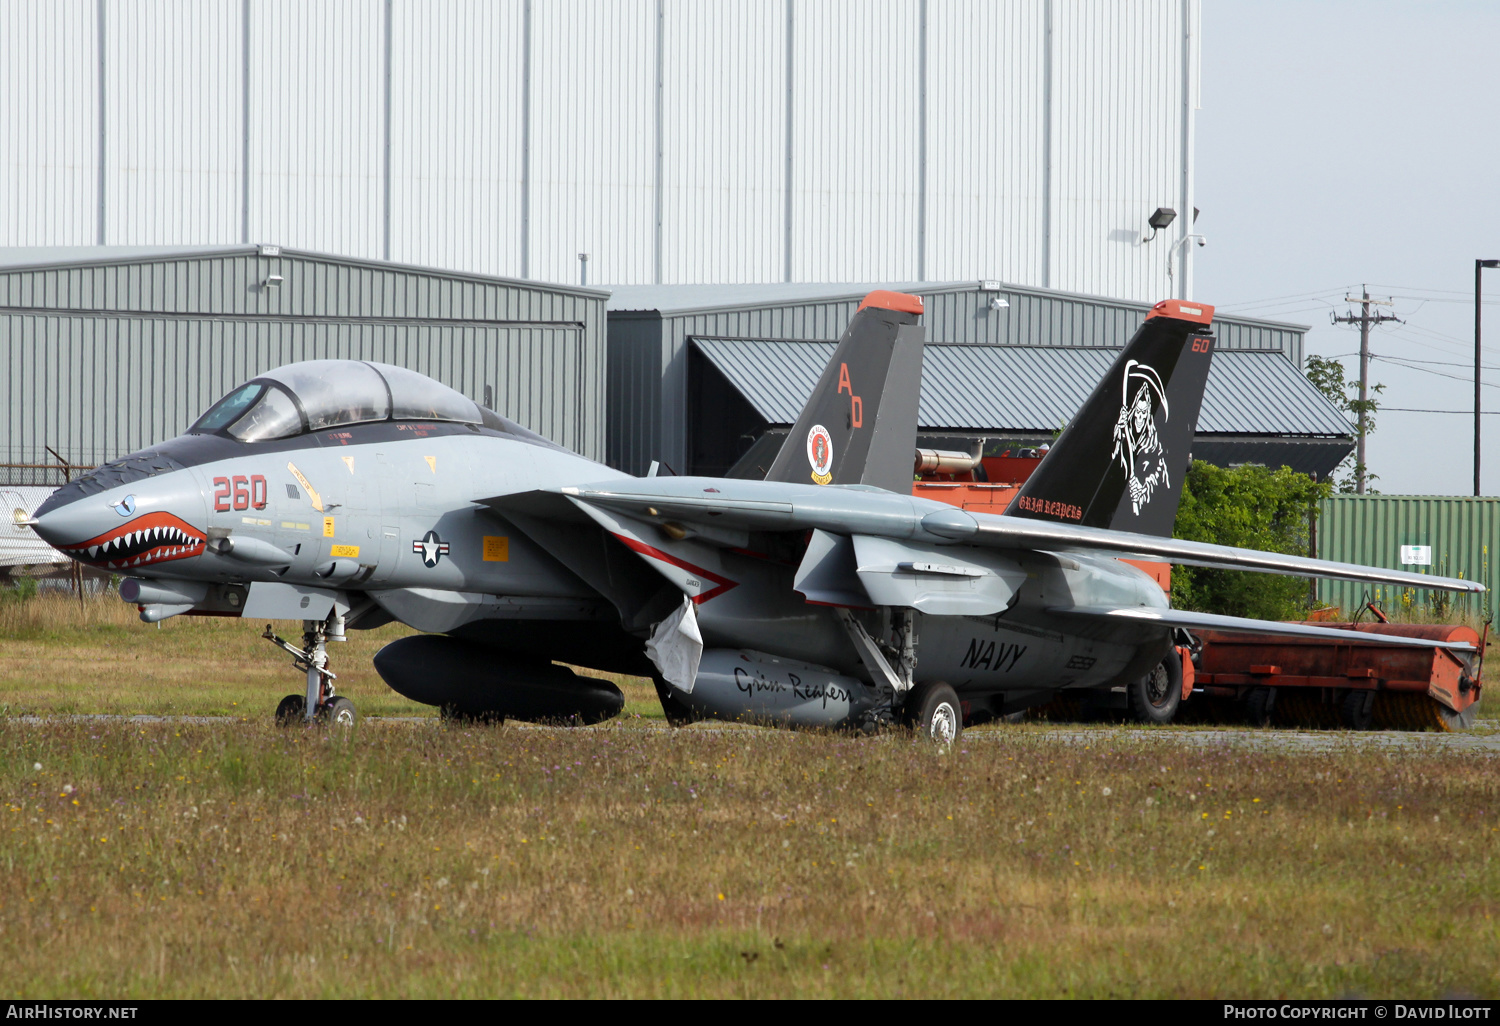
[33,469,209,572]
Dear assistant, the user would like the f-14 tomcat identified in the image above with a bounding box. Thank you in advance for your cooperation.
[29,291,1482,740]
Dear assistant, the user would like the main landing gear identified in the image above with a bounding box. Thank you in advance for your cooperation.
[837,608,962,743]
[263,613,356,727]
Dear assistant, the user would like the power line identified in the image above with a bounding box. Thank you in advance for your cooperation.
[1367,283,1495,297]
[1384,408,1500,415]
[1369,355,1500,389]
[1369,351,1500,373]
[1215,285,1355,310]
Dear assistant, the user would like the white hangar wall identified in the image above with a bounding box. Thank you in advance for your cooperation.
[0,0,1201,303]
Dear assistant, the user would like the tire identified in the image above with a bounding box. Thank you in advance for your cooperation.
[1128,657,1181,725]
[275,694,306,726]
[1337,689,1375,730]
[904,681,962,743]
[1243,687,1276,727]
[322,696,358,728]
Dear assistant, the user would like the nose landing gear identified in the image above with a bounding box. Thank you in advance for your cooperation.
[262,615,356,726]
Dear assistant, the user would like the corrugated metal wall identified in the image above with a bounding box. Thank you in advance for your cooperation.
[389,0,525,275]
[1,0,1200,301]
[607,283,1307,475]
[0,249,608,476]
[249,0,384,256]
[0,0,98,246]
[660,0,784,284]
[925,1,1047,286]
[790,0,921,283]
[1317,495,1500,620]
[106,0,242,245]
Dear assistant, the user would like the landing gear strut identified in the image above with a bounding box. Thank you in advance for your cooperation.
[262,614,356,726]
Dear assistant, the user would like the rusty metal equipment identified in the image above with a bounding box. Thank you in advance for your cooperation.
[1192,621,1483,731]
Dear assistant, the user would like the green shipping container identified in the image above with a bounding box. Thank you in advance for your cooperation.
[1317,495,1500,619]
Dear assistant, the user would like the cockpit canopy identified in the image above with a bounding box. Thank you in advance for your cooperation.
[191,360,484,442]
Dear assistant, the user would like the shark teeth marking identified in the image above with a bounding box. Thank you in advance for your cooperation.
[65,513,207,568]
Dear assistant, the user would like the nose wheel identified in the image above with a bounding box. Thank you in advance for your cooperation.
[262,616,356,726]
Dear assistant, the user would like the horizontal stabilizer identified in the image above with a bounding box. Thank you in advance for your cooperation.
[921,508,1486,595]
[1053,605,1477,653]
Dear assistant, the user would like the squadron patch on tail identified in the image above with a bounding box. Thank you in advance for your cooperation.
[807,424,834,485]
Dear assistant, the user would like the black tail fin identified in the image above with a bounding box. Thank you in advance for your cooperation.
[765,290,926,494]
[1006,299,1217,537]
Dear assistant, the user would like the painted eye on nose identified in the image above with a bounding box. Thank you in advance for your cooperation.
[112,495,137,517]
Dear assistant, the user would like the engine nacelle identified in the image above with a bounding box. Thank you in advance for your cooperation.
[374,634,623,724]
[676,649,878,729]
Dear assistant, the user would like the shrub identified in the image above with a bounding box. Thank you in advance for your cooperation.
[1171,460,1331,620]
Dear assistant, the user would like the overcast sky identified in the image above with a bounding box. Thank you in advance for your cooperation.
[1194,0,1500,495]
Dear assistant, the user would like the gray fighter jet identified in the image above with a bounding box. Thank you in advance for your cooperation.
[28,291,1482,739]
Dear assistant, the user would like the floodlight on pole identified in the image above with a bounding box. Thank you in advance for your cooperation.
[1141,207,1177,243]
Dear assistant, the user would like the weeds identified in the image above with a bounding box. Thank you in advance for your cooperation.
[0,720,1495,997]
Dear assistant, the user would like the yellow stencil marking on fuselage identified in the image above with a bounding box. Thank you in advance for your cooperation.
[330,544,360,558]
[424,456,436,474]
[323,517,335,537]
[287,462,323,512]
[482,536,509,562]
[341,456,355,474]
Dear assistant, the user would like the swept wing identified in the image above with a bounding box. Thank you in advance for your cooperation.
[523,477,1483,597]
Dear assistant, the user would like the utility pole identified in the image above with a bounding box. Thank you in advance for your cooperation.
[1476,260,1500,496]
[1332,288,1400,495]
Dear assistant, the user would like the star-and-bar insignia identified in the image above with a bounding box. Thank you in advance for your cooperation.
[412,530,450,568]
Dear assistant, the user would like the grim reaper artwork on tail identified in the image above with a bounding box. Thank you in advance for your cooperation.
[1112,359,1170,514]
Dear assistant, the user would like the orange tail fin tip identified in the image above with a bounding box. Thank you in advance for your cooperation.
[1145,299,1214,324]
[858,290,924,315]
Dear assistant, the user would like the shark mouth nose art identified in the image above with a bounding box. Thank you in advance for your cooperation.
[57,511,207,569]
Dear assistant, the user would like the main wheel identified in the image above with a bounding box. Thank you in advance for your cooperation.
[275,694,306,726]
[1243,687,1276,727]
[904,681,962,743]
[321,696,358,727]
[1128,657,1181,725]
[1337,689,1375,730]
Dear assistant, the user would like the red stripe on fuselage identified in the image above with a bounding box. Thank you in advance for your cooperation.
[610,533,738,604]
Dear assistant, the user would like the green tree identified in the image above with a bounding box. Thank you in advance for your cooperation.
[1304,354,1383,493]
[1171,460,1332,620]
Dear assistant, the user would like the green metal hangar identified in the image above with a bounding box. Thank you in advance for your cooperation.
[0,246,609,489]
[603,282,1353,481]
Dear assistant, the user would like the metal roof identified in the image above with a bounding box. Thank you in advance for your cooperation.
[691,339,1353,438]
[605,281,1310,332]
[605,282,955,314]
[0,246,610,298]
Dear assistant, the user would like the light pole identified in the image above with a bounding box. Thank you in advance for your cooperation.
[1477,259,1500,497]
[1167,234,1206,298]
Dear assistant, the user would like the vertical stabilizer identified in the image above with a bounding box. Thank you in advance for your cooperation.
[1005,299,1217,537]
[765,290,926,494]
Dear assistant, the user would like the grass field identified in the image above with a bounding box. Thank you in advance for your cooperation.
[0,592,664,720]
[1,591,1497,998]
